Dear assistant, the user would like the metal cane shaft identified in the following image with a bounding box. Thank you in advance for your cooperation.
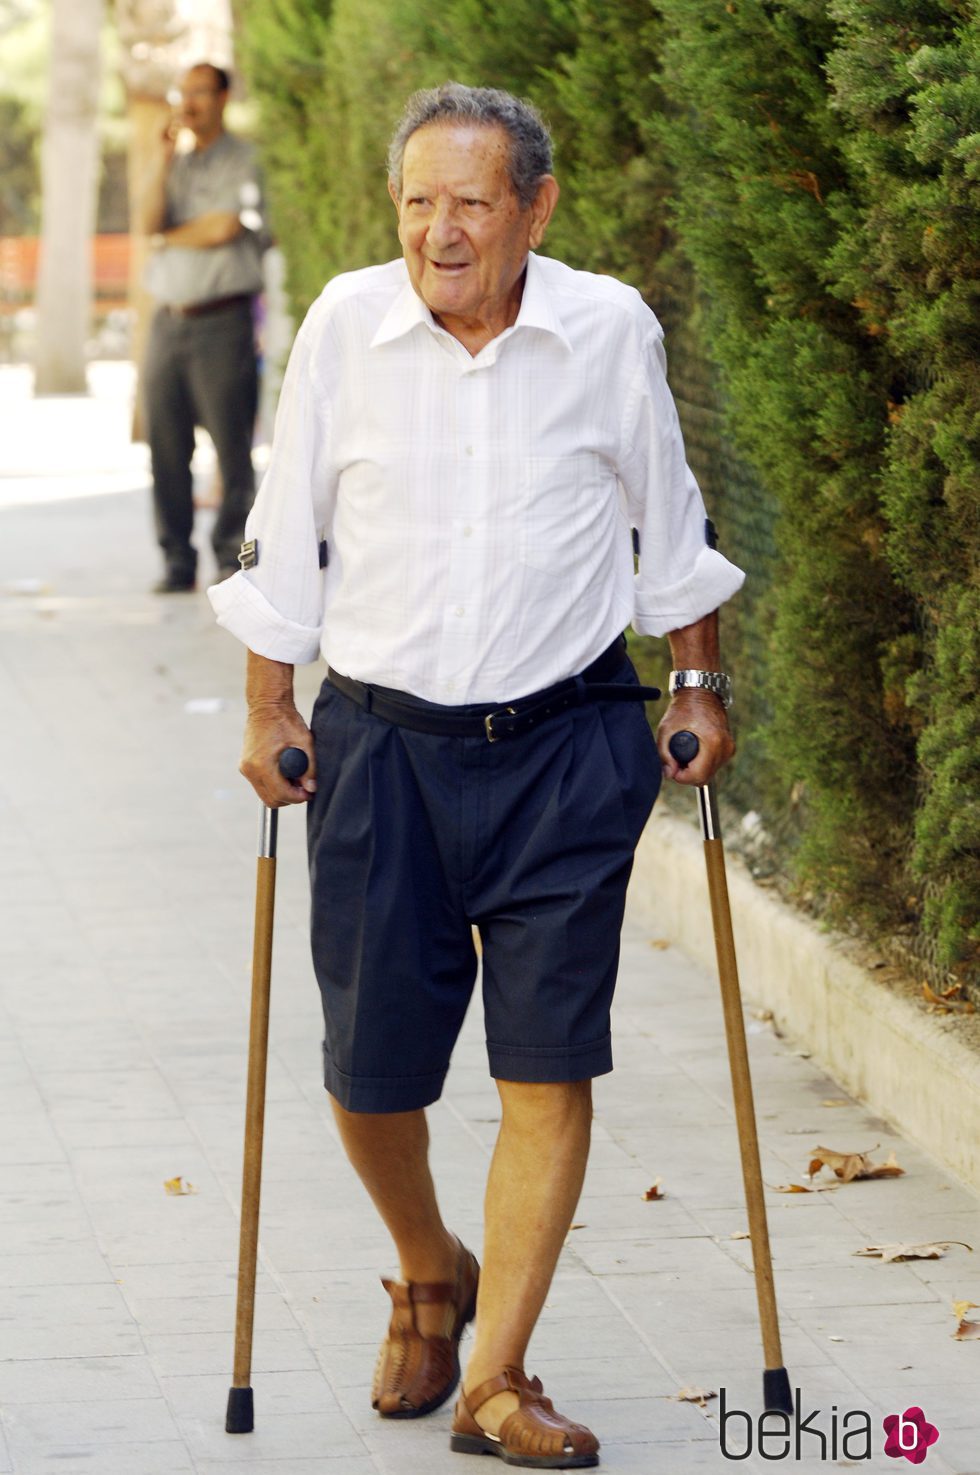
[702,826,784,1372]
[231,842,277,1389]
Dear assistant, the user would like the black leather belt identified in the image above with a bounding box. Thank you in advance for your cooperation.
[165,293,253,318]
[326,636,661,743]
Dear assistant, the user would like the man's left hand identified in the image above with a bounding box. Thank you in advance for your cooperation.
[656,689,735,786]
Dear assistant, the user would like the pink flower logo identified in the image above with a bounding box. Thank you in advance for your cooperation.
[883,1407,940,1463]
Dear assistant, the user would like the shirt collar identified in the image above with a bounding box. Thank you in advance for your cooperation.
[512,253,572,352]
[369,253,572,354]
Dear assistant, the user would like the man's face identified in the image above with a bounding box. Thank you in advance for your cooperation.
[391,122,557,339]
[178,67,227,140]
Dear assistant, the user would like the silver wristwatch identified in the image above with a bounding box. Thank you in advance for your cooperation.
[668,669,734,708]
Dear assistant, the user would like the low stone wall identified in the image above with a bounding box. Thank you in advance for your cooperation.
[628,807,980,1194]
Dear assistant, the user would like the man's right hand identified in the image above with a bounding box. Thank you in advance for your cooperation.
[239,704,317,808]
[160,117,179,163]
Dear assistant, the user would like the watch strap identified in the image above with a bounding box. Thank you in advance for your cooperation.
[668,669,733,708]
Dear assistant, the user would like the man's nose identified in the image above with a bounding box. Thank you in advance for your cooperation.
[426,199,462,246]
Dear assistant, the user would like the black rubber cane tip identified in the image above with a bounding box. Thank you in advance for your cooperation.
[278,746,309,781]
[668,729,700,768]
[763,1367,794,1416]
[225,1384,254,1433]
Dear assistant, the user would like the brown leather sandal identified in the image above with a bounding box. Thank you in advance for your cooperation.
[371,1235,480,1418]
[450,1366,600,1467]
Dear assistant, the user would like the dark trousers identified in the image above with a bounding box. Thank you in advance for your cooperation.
[144,300,258,577]
[306,659,662,1112]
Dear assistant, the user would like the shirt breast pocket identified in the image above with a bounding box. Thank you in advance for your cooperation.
[518,452,615,577]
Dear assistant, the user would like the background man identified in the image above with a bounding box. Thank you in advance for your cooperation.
[139,62,266,592]
[211,83,743,1469]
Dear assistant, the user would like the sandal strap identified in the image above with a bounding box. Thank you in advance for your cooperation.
[463,1366,545,1416]
[379,1232,471,1312]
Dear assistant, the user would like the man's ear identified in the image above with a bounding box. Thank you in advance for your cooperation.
[387,178,401,213]
[528,175,560,250]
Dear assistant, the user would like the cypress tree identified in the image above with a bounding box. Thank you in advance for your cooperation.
[826,2,980,978]
[656,0,919,922]
[239,0,409,312]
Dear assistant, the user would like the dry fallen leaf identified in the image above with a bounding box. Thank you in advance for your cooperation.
[854,1242,972,1263]
[163,1176,197,1195]
[769,1181,838,1194]
[753,1008,774,1022]
[569,1223,587,1231]
[730,1231,751,1240]
[828,1335,846,1342]
[821,1099,851,1108]
[808,1145,904,1183]
[643,1179,666,1200]
[923,980,975,1014]
[951,1301,980,1340]
[649,938,670,950]
[674,1387,717,1406]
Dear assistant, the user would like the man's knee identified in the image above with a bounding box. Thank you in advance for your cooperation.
[496,1077,593,1134]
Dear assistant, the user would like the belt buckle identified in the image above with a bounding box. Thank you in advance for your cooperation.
[484,705,517,743]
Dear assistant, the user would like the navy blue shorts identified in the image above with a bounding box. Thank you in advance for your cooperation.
[306,655,661,1112]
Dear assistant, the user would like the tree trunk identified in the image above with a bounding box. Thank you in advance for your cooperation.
[126,93,171,439]
[33,0,105,395]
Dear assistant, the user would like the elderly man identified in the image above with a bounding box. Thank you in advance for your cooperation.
[211,83,743,1469]
[139,63,266,592]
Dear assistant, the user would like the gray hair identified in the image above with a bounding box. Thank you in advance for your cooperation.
[387,82,554,209]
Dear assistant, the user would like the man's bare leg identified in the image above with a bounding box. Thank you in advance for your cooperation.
[329,1100,461,1339]
[462,1078,593,1434]
[330,1078,592,1403]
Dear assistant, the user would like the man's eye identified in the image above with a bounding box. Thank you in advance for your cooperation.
[462,199,486,208]
[407,197,430,208]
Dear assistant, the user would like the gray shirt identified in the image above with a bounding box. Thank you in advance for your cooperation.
[146,132,267,308]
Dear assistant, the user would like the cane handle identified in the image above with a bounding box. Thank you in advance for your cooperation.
[668,729,700,768]
[278,746,309,781]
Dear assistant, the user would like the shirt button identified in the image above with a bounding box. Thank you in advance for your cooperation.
[463,525,473,537]
[465,446,474,456]
[455,606,465,617]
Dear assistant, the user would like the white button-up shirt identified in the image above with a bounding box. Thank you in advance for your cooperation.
[209,252,744,704]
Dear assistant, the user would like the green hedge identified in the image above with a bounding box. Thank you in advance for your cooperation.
[239,0,980,989]
[826,2,980,975]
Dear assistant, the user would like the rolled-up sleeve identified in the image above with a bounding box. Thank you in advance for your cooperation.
[208,320,333,662]
[619,326,745,636]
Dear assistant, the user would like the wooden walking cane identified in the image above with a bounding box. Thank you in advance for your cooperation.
[226,745,309,1435]
[668,730,793,1416]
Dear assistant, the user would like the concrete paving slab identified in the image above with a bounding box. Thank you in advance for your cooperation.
[2,380,979,1471]
[2,1439,197,1475]
[176,1408,367,1465]
[194,1463,378,1475]
[0,1396,181,1449]
[0,1356,162,1405]
[0,1248,117,1290]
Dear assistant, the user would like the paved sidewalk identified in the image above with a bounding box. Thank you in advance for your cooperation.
[1,376,979,1473]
